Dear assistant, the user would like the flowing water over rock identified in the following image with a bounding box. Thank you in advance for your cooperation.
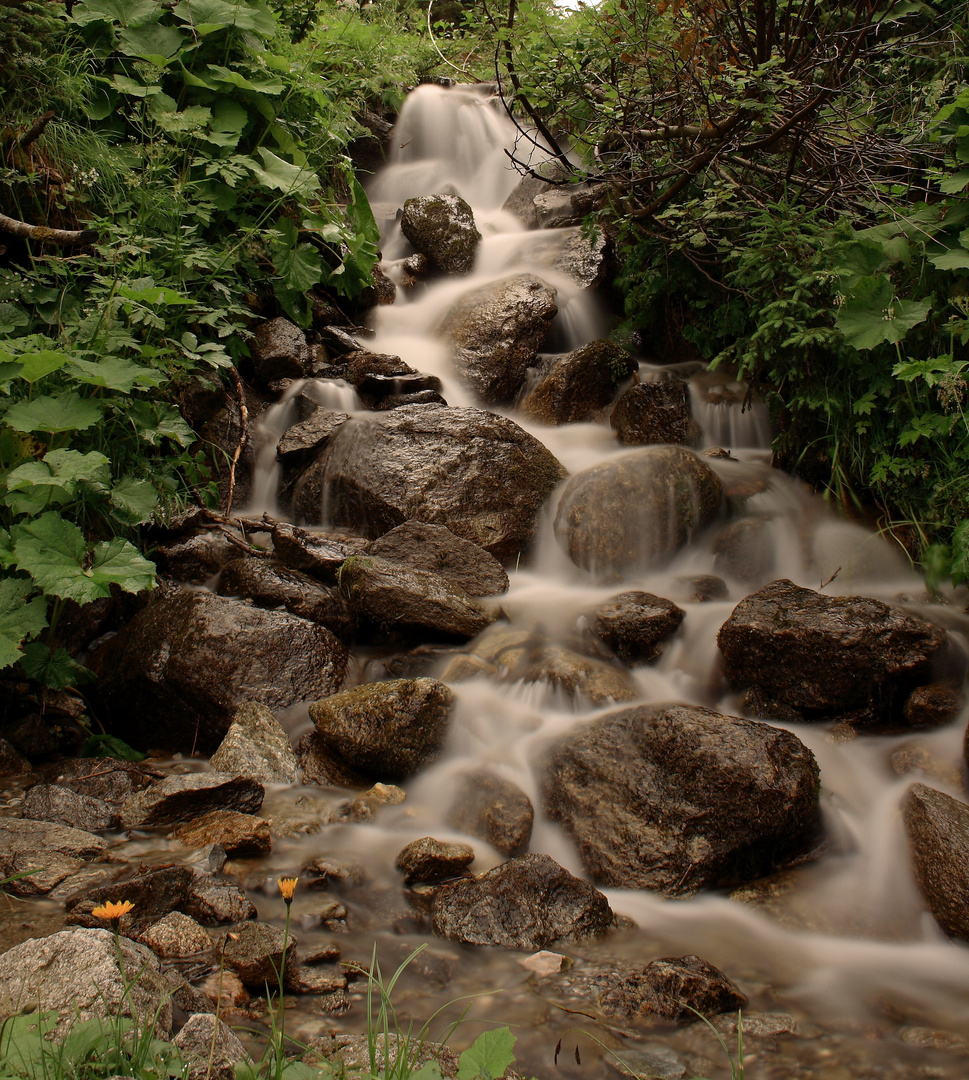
[9,83,969,1080]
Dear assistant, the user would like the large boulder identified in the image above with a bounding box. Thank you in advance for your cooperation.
[610,378,701,447]
[400,195,481,275]
[553,446,723,577]
[717,579,949,723]
[437,274,558,404]
[90,591,349,755]
[542,704,821,895]
[431,853,616,949]
[308,678,456,781]
[289,405,566,563]
[518,340,635,425]
[120,773,265,829]
[368,521,509,597]
[902,783,969,942]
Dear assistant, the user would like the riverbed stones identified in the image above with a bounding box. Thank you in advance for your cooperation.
[221,920,295,988]
[431,853,616,949]
[290,405,566,563]
[554,446,723,577]
[610,377,701,447]
[518,340,635,425]
[250,317,311,385]
[21,783,119,832]
[270,521,369,581]
[174,1013,252,1080]
[138,911,213,958]
[0,818,106,896]
[35,756,158,804]
[590,591,686,665]
[337,556,496,642]
[542,703,821,895]
[120,773,265,829]
[0,927,173,1039]
[514,645,641,705]
[172,810,272,857]
[437,274,558,403]
[308,678,455,781]
[592,955,747,1024]
[401,194,481,275]
[717,579,949,723]
[209,702,299,785]
[901,783,969,943]
[276,408,351,464]
[368,521,509,597]
[90,590,349,755]
[183,880,257,925]
[447,770,534,856]
[394,837,475,884]
[66,865,196,927]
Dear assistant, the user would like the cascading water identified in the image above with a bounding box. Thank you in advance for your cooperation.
[255,84,969,1078]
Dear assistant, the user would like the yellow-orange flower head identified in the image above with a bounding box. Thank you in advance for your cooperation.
[277,877,298,903]
[91,900,135,920]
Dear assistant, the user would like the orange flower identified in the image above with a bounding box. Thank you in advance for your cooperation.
[91,900,135,920]
[277,877,298,902]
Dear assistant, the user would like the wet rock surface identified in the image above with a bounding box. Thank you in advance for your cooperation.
[120,773,265,829]
[902,782,969,942]
[437,274,558,404]
[90,590,349,755]
[590,591,686,665]
[542,704,821,894]
[0,818,106,896]
[368,521,509,597]
[221,920,295,987]
[447,770,534,856]
[431,853,617,949]
[209,702,300,785]
[610,377,701,447]
[172,810,272,856]
[290,404,566,562]
[518,340,635,425]
[394,836,475,884]
[401,194,481,275]
[250,317,312,385]
[718,579,949,723]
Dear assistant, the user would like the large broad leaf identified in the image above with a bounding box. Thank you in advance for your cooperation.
[205,64,283,95]
[272,219,323,293]
[3,450,111,516]
[249,148,320,198]
[173,0,276,36]
[4,393,103,434]
[8,350,71,384]
[128,401,195,447]
[836,275,932,351]
[72,0,159,27]
[118,22,187,64]
[87,538,156,596]
[0,579,48,672]
[117,280,195,306]
[66,356,165,392]
[110,476,159,525]
[457,1029,517,1080]
[20,643,95,690]
[929,246,969,271]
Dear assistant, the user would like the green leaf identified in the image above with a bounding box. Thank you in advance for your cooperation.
[87,537,156,595]
[0,579,48,672]
[80,732,146,761]
[110,476,159,525]
[20,643,95,690]
[12,512,91,601]
[3,450,111,515]
[66,356,166,391]
[129,402,195,447]
[457,1028,517,1080]
[117,281,195,306]
[118,22,187,64]
[249,149,320,197]
[108,74,163,97]
[206,64,284,95]
[272,219,323,293]
[72,0,159,26]
[0,302,30,335]
[4,392,103,434]
[10,350,71,383]
[929,247,969,271]
[836,276,931,351]
[940,170,969,194]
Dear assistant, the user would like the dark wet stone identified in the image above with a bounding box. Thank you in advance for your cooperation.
[512,645,640,705]
[290,405,565,564]
[276,409,351,464]
[501,160,573,229]
[21,783,118,832]
[338,556,497,642]
[717,579,948,722]
[250,317,311,384]
[431,853,616,950]
[305,1034,457,1078]
[610,378,701,447]
[270,522,369,582]
[184,880,257,925]
[447,771,534,856]
[903,681,965,728]
[593,955,747,1024]
[35,757,157,805]
[518,340,635,425]
[437,274,558,404]
[66,865,195,928]
[308,678,455,781]
[90,590,349,755]
[401,194,481,275]
[0,738,31,777]
[369,522,509,597]
[172,811,272,857]
[296,731,371,789]
[554,446,723,577]
[120,773,265,829]
[284,962,349,995]
[152,532,240,586]
[542,703,821,895]
[221,921,296,988]
[674,575,729,603]
[902,782,969,943]
[552,226,608,289]
[394,837,475,884]
[591,591,686,665]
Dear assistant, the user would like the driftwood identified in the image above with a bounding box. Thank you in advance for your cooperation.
[0,212,98,247]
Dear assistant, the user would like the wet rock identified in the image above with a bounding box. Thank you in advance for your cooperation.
[296,732,371,789]
[890,742,964,788]
[606,1044,686,1080]
[898,1026,969,1051]
[90,590,349,755]
[276,409,351,464]
[305,1034,458,1078]
[35,756,157,805]
[284,961,349,995]
[184,880,257,925]
[172,811,272,857]
[712,517,777,585]
[518,340,635,425]
[553,226,609,289]
[291,405,566,563]
[270,522,369,582]
[0,738,31,776]
[431,853,616,950]
[673,575,729,603]
[903,681,964,728]
[308,678,455,781]
[554,447,723,577]
[438,653,499,682]
[713,1011,798,1038]
[401,194,481,275]
[394,837,475,884]
[0,927,173,1039]
[152,532,239,585]
[590,591,686,665]
[519,950,569,976]
[542,703,821,895]
[717,580,948,723]
[66,865,196,927]
[501,162,573,229]
[344,350,414,384]
[369,521,509,597]
[209,702,300,786]
[138,911,213,958]
[174,1013,252,1080]
[437,274,558,404]
[221,920,296,988]
[399,252,428,287]
[338,556,497,642]
[593,955,746,1024]
[513,645,640,705]
[250,317,311,385]
[532,183,598,228]
[357,372,443,406]
[902,782,969,942]
[120,773,264,829]
[0,818,106,896]
[610,378,701,447]
[21,783,119,832]
[340,782,406,823]
[447,770,534,856]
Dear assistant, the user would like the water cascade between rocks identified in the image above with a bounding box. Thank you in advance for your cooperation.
[15,83,969,1080]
